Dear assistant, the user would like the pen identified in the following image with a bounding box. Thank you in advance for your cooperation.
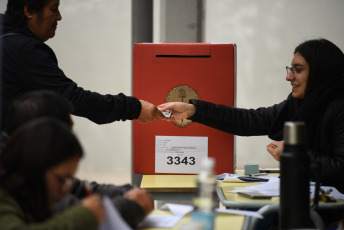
[249,173,268,176]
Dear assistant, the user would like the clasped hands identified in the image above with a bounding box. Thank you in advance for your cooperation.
[137,101,195,123]
[140,100,284,162]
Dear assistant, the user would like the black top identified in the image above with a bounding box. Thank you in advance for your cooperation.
[0,14,141,127]
[189,93,344,193]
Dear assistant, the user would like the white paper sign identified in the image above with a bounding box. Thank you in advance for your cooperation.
[155,136,208,173]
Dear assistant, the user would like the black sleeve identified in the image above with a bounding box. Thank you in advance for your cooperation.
[69,179,144,227]
[51,194,145,228]
[111,197,145,228]
[0,132,9,151]
[70,179,131,198]
[189,99,287,136]
[309,101,344,193]
[18,41,141,124]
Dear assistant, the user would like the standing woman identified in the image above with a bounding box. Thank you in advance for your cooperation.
[159,39,344,193]
[0,118,104,229]
[0,0,164,127]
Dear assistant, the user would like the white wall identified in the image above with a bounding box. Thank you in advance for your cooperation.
[2,0,344,181]
[205,0,344,169]
[47,1,133,184]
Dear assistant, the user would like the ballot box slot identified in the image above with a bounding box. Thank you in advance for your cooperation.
[156,55,211,58]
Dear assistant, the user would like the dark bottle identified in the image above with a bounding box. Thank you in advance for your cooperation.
[280,122,311,229]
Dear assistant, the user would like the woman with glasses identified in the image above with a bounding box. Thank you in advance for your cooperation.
[158,39,344,194]
[0,118,104,230]
[0,90,154,228]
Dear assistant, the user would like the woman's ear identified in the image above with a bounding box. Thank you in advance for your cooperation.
[24,6,32,20]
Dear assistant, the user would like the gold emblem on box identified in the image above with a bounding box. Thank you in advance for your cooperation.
[165,85,199,127]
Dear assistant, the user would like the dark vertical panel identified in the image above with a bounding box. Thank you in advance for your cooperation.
[196,0,205,42]
[0,19,3,132]
[131,0,153,187]
[161,0,204,43]
[132,0,153,44]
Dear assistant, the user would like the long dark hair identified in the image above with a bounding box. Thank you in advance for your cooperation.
[0,118,83,222]
[290,39,344,149]
[268,39,344,143]
[294,39,344,100]
[5,0,53,27]
[4,90,74,136]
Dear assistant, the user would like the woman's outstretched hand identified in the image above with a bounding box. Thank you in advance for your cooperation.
[158,102,196,121]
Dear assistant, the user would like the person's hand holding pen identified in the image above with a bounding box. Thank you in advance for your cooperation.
[123,188,154,216]
[158,102,196,121]
[81,182,105,223]
[267,141,284,161]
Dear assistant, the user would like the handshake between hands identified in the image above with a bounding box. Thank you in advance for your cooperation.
[137,100,196,124]
[138,100,285,166]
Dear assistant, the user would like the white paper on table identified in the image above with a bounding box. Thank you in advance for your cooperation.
[310,186,344,200]
[215,208,263,219]
[217,173,236,180]
[217,173,247,183]
[228,177,344,200]
[245,178,344,198]
[137,215,182,228]
[245,177,280,196]
[164,203,194,217]
[223,177,248,183]
[228,177,280,196]
[137,203,194,228]
[99,196,132,230]
[218,173,272,183]
[228,189,251,194]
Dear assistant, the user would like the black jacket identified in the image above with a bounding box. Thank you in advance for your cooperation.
[0,14,141,126]
[0,13,145,227]
[189,95,344,193]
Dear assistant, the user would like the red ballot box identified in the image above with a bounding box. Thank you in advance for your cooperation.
[133,43,236,175]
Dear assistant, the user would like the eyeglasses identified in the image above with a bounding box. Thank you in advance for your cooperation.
[51,172,75,188]
[286,66,305,76]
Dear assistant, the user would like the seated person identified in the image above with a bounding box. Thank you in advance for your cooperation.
[159,38,344,226]
[0,118,104,229]
[0,90,153,228]
[159,38,344,193]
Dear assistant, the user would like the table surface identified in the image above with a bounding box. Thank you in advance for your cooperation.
[140,170,248,192]
[140,174,245,229]
[141,172,344,209]
[138,210,244,230]
[139,171,344,229]
[140,174,197,193]
[217,177,344,210]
